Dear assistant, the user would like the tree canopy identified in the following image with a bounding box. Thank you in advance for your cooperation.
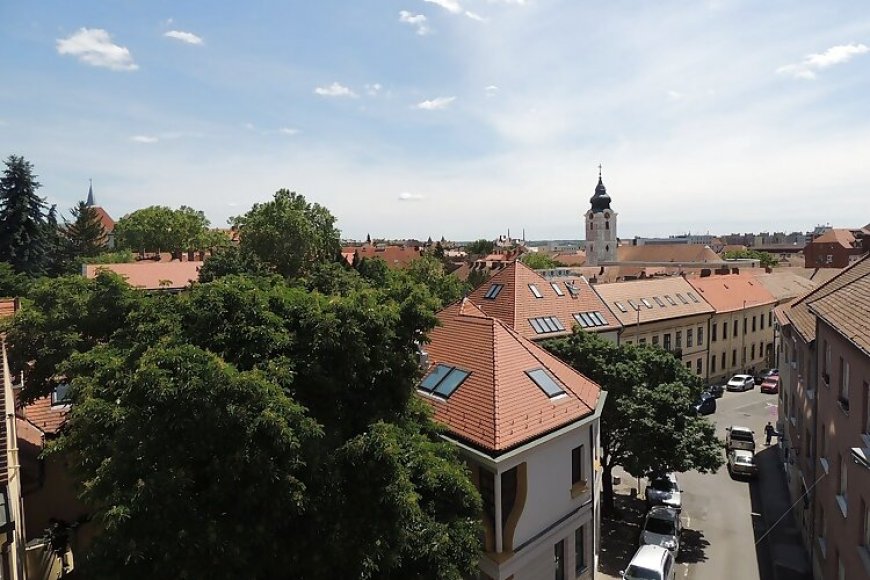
[63,201,107,260]
[0,155,55,276]
[520,252,562,270]
[723,248,778,268]
[233,189,340,279]
[464,239,495,256]
[543,330,723,514]
[114,205,213,256]
[6,271,482,579]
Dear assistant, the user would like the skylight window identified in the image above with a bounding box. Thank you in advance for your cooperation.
[419,364,471,398]
[484,284,504,299]
[641,298,653,309]
[551,282,565,297]
[615,301,628,313]
[573,312,608,328]
[687,292,700,303]
[529,284,543,298]
[529,316,565,334]
[665,295,677,306]
[627,299,639,311]
[526,368,565,398]
[676,293,689,304]
[653,296,665,307]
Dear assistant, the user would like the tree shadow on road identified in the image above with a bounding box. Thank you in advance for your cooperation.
[598,493,646,577]
[677,527,709,564]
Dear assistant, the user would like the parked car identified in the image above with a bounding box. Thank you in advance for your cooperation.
[639,506,682,557]
[726,374,755,392]
[728,449,758,478]
[754,368,779,385]
[622,545,676,580]
[692,392,716,415]
[708,383,725,398]
[725,425,756,452]
[760,375,781,394]
[645,472,682,512]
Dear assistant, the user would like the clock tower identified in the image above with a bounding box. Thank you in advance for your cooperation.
[584,166,617,266]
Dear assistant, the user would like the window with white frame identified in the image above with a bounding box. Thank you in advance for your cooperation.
[697,326,703,346]
[51,383,72,406]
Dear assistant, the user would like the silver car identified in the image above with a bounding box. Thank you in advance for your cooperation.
[639,506,682,557]
[728,450,758,478]
[645,473,682,512]
[726,374,755,392]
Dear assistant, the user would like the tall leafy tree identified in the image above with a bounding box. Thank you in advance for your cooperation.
[114,205,211,257]
[723,248,778,268]
[233,189,340,279]
[544,330,723,514]
[0,262,30,297]
[520,252,562,269]
[64,201,106,259]
[464,238,495,256]
[0,155,53,276]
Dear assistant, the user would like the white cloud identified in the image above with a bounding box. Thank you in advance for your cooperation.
[279,127,299,136]
[365,82,383,96]
[416,96,456,110]
[164,30,204,45]
[131,135,158,144]
[424,0,463,14]
[398,192,426,201]
[314,82,358,98]
[399,11,430,35]
[465,10,485,21]
[56,28,138,71]
[777,43,869,80]
[485,85,499,96]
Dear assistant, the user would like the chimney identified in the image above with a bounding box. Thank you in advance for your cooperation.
[731,267,740,275]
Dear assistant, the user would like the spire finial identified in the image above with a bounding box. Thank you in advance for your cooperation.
[86,179,95,206]
[598,163,602,179]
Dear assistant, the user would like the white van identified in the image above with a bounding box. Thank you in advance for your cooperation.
[622,544,676,580]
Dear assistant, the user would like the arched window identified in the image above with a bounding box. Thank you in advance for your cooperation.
[605,221,610,230]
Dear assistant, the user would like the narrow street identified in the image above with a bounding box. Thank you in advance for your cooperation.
[601,386,811,580]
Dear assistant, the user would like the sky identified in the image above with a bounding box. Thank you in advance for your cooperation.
[1,1,869,241]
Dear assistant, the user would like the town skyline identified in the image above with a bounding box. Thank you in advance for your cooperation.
[2,1,869,239]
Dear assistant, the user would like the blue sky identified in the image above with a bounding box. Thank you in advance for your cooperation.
[1,1,869,241]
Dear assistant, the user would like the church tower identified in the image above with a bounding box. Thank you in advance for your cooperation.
[584,166,617,266]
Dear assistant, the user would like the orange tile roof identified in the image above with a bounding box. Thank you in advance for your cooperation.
[0,299,16,317]
[617,244,722,263]
[784,255,870,343]
[340,244,423,268]
[17,395,67,435]
[810,228,862,249]
[805,254,870,354]
[592,276,715,326]
[552,252,587,266]
[91,206,115,233]
[466,262,621,340]
[83,261,201,290]
[686,274,777,313]
[420,300,601,453]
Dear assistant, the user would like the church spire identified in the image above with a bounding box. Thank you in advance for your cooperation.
[86,179,95,206]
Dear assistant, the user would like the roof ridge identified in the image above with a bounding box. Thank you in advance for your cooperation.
[794,253,869,307]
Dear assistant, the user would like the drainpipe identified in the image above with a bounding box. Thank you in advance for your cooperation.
[494,470,503,554]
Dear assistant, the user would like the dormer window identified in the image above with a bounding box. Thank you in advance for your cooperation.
[686,292,700,303]
[419,364,471,398]
[51,383,72,407]
[614,301,628,313]
[565,282,579,297]
[526,368,565,398]
[529,284,543,298]
[653,296,665,307]
[484,284,504,299]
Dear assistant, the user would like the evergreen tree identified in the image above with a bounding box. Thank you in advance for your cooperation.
[64,201,107,259]
[0,155,52,276]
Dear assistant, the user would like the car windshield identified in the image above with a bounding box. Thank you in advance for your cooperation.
[625,565,662,580]
[731,431,753,442]
[650,479,676,492]
[735,455,754,465]
[645,517,676,535]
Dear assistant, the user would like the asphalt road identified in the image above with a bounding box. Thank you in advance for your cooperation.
[678,385,784,580]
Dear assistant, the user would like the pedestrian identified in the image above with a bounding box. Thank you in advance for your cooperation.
[764,422,774,445]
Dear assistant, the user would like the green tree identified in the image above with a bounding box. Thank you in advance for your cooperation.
[7,272,482,578]
[464,238,494,256]
[520,252,562,269]
[233,189,340,279]
[114,205,211,257]
[197,245,269,283]
[0,155,54,276]
[723,249,778,268]
[402,255,466,307]
[0,262,30,297]
[64,201,106,259]
[543,330,723,515]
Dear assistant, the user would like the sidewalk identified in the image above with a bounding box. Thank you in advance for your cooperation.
[752,444,812,580]
[597,468,647,580]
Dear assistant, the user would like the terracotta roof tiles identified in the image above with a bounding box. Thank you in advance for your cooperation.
[686,274,777,313]
[84,261,201,290]
[617,244,722,263]
[592,276,714,326]
[806,255,870,355]
[420,300,601,453]
[466,262,621,339]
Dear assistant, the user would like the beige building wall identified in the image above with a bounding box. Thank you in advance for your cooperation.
[620,313,712,380]
[706,304,775,383]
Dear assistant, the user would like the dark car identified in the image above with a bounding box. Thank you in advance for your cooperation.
[708,384,725,398]
[692,392,716,415]
[754,368,779,385]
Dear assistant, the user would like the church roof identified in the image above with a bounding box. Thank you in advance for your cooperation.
[589,171,612,213]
